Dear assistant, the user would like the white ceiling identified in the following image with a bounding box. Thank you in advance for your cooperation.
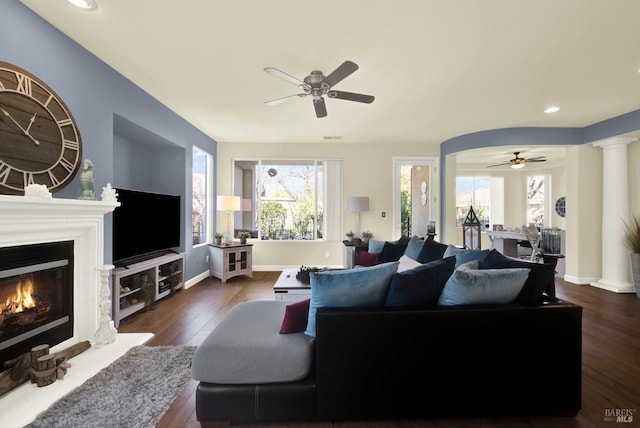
[19,0,640,161]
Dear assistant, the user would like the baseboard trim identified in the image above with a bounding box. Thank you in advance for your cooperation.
[563,274,597,285]
[590,279,635,293]
[186,270,209,289]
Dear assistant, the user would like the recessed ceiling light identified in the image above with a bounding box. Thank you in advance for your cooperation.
[67,0,96,10]
[544,106,560,114]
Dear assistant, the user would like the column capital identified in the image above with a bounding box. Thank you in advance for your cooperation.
[592,136,637,150]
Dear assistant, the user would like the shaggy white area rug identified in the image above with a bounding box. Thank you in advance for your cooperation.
[26,345,197,428]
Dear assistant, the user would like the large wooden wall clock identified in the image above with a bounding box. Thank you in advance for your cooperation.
[0,61,82,195]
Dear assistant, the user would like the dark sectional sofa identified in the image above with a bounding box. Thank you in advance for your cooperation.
[192,296,582,424]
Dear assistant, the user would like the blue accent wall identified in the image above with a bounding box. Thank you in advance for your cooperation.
[1,1,217,280]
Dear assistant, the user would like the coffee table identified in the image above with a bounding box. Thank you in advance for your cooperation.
[273,268,311,301]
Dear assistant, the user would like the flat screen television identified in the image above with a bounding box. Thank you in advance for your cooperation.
[112,188,181,266]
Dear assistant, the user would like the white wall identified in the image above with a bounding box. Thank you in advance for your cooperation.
[217,141,439,269]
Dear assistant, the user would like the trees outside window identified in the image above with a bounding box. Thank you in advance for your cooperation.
[234,159,332,240]
[527,175,545,227]
[192,147,211,245]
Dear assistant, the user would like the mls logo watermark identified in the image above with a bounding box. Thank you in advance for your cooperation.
[604,408,635,423]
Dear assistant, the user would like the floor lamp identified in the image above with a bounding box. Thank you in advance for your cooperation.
[217,195,240,244]
[348,196,369,238]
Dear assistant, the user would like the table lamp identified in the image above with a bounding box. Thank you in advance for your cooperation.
[217,195,241,244]
[348,196,369,238]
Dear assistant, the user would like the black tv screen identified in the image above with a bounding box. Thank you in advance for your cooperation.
[112,188,181,265]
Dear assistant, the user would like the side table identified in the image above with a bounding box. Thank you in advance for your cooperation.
[208,243,253,283]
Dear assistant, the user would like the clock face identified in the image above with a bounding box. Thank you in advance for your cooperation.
[0,61,82,195]
[555,196,566,217]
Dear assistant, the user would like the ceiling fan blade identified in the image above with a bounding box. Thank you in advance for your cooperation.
[264,67,306,86]
[524,156,547,162]
[487,162,512,168]
[313,98,327,118]
[264,93,307,106]
[322,61,359,88]
[328,91,375,104]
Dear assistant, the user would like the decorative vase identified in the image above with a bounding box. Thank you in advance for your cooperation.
[215,238,222,245]
[630,253,640,299]
[240,237,247,245]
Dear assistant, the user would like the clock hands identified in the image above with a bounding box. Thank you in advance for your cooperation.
[0,106,40,146]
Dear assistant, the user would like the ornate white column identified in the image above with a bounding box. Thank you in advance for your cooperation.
[94,264,117,347]
[591,137,637,293]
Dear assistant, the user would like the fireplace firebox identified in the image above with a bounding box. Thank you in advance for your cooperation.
[0,241,73,368]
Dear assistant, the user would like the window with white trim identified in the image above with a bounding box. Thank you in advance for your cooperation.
[233,159,342,241]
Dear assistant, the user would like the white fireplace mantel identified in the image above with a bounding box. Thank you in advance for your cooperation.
[0,194,153,428]
[0,194,119,344]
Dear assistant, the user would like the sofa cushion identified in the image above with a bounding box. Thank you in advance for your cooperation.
[403,236,425,259]
[368,239,386,254]
[305,262,399,337]
[378,240,408,263]
[384,256,456,307]
[280,298,311,334]
[479,249,556,305]
[438,267,530,306]
[442,245,490,268]
[416,239,448,263]
[192,300,314,384]
[397,254,423,272]
[354,249,381,267]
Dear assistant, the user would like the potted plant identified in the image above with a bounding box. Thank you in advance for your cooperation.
[622,213,640,298]
[214,232,224,245]
[345,231,355,243]
[238,231,251,244]
[361,231,374,244]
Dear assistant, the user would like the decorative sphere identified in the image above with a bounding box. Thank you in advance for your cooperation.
[267,168,278,177]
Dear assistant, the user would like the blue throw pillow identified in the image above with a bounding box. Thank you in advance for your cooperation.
[305,261,399,337]
[385,256,456,307]
[479,249,556,305]
[442,245,490,268]
[403,236,425,260]
[368,239,386,254]
[416,239,448,263]
[438,267,530,306]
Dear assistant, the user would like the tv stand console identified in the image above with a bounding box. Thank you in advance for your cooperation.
[112,252,185,327]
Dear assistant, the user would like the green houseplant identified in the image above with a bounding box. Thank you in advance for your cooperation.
[361,231,374,244]
[214,232,224,245]
[622,213,640,298]
[238,231,251,244]
[345,231,355,242]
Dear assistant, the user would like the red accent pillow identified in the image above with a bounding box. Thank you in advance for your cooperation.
[355,249,381,266]
[279,298,311,334]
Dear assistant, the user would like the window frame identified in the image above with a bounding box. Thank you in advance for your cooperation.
[232,158,342,242]
[192,146,213,247]
[455,175,504,229]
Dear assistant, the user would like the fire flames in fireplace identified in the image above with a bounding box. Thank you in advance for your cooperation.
[1,276,52,330]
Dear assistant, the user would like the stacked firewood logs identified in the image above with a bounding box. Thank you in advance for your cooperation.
[0,340,90,396]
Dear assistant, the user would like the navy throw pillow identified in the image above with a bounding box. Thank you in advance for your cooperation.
[379,240,409,263]
[479,249,555,305]
[416,239,448,263]
[385,256,456,307]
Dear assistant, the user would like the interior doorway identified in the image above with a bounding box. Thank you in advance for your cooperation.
[392,157,439,240]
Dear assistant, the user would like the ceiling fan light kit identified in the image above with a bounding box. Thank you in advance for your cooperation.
[264,60,375,118]
[487,152,547,169]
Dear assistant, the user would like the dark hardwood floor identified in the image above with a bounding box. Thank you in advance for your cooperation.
[117,271,640,428]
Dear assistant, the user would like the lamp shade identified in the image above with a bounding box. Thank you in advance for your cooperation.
[348,196,369,212]
[217,195,241,211]
[241,198,252,211]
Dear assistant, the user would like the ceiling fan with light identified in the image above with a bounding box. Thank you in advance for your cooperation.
[487,152,547,169]
[263,60,375,118]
